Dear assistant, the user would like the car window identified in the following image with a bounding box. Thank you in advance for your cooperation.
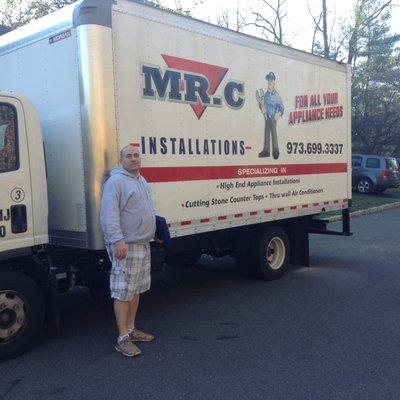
[352,156,362,167]
[0,103,19,173]
[366,158,380,169]
[386,158,399,171]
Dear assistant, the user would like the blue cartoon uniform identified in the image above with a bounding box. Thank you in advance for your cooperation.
[257,71,284,160]
[263,90,284,118]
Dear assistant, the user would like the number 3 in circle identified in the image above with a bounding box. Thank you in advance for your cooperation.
[11,187,25,203]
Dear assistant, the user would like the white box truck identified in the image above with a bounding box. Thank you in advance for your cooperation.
[0,0,352,358]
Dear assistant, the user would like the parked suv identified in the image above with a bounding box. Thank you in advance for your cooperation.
[352,154,400,193]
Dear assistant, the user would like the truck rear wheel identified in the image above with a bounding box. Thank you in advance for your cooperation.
[0,270,45,359]
[250,226,290,280]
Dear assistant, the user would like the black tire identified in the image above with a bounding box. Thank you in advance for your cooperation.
[166,251,202,267]
[0,270,45,360]
[356,177,373,194]
[250,225,290,280]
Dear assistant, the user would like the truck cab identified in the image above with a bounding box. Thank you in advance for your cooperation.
[0,92,49,358]
[0,92,48,253]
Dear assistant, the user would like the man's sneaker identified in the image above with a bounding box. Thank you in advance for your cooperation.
[129,328,155,342]
[115,337,142,357]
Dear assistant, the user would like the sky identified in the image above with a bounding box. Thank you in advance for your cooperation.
[161,0,400,53]
[0,0,398,54]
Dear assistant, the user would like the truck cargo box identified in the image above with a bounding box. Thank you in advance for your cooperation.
[0,0,351,249]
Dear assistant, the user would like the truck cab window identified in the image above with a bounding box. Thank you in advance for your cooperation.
[0,103,18,173]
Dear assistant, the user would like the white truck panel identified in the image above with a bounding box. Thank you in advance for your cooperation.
[0,29,86,236]
[0,0,351,247]
[112,2,350,236]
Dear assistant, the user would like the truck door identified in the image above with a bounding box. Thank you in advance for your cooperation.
[0,98,34,252]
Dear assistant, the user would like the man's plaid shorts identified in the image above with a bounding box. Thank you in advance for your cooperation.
[107,243,151,301]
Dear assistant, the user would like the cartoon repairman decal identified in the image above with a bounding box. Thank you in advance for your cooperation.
[255,71,284,159]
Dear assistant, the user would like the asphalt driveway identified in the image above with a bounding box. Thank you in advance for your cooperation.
[1,208,400,400]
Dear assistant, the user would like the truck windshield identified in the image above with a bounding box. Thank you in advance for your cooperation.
[0,103,18,173]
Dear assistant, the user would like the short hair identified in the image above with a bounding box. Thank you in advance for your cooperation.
[119,144,139,158]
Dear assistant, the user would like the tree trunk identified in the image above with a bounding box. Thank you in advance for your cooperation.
[322,0,329,58]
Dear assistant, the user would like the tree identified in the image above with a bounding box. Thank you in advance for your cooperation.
[252,0,287,45]
[0,0,201,33]
[214,0,249,32]
[0,0,78,30]
[308,0,348,60]
[351,5,400,156]
[346,0,393,65]
[216,8,247,32]
[0,25,12,35]
[308,0,393,62]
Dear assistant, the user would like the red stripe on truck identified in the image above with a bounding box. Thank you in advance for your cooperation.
[141,163,347,183]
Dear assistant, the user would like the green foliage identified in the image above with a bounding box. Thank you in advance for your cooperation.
[351,4,400,157]
[0,0,77,30]
[0,0,201,33]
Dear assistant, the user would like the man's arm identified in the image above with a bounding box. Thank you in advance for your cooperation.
[100,179,127,259]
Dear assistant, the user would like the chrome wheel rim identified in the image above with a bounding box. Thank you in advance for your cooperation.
[0,291,27,342]
[267,237,286,270]
[358,180,370,193]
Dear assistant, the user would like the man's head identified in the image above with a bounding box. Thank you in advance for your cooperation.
[119,144,141,175]
[266,71,276,91]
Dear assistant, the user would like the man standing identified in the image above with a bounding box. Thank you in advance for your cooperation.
[100,144,156,357]
[257,71,284,159]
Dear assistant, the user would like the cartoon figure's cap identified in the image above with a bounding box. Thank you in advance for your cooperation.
[265,72,276,81]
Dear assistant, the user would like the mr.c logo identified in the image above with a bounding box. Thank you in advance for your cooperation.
[141,54,245,119]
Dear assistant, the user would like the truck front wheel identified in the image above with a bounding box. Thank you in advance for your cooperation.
[0,270,45,359]
[251,226,290,280]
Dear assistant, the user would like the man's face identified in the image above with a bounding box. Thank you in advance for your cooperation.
[120,145,141,174]
[268,79,275,91]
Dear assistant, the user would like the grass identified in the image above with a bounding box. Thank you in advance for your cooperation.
[320,188,400,218]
